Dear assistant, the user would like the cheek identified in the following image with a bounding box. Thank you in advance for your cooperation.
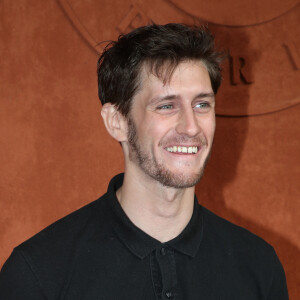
[144,116,173,142]
[200,115,216,140]
[210,117,216,136]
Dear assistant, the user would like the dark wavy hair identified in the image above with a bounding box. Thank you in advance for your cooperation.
[97,23,224,117]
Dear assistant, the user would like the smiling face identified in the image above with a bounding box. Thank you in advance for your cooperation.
[124,60,216,188]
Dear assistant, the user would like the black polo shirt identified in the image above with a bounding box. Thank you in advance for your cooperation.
[0,174,288,299]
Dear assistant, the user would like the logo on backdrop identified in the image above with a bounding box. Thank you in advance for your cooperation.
[59,0,300,116]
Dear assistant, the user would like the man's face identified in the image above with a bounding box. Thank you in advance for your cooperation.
[125,60,216,188]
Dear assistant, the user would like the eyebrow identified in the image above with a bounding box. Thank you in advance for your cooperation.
[150,92,215,104]
[194,92,215,100]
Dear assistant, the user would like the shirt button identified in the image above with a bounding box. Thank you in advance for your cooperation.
[165,290,173,299]
[160,247,166,256]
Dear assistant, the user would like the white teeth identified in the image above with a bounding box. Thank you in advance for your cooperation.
[166,146,198,154]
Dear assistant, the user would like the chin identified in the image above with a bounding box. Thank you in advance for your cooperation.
[150,168,205,189]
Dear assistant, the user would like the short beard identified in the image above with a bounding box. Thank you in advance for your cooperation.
[127,117,210,189]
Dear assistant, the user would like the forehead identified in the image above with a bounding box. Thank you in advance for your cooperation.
[140,59,210,84]
[133,60,213,103]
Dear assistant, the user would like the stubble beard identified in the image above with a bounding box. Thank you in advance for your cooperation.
[127,117,211,189]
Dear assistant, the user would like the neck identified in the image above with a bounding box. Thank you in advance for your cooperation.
[116,169,195,243]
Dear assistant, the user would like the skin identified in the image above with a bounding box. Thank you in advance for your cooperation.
[101,60,216,242]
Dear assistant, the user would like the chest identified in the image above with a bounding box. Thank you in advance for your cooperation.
[57,246,267,300]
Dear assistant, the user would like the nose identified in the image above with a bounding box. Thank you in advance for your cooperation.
[175,106,201,137]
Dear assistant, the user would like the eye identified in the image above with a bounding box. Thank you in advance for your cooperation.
[157,104,174,110]
[194,102,211,112]
[195,102,209,108]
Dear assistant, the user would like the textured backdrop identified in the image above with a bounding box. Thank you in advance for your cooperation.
[0,0,299,298]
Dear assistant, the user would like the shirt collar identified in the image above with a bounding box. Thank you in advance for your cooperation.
[104,173,204,259]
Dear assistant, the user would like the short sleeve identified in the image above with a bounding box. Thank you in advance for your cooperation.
[0,249,46,300]
[266,249,289,300]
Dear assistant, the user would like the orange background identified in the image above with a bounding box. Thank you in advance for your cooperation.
[0,0,299,298]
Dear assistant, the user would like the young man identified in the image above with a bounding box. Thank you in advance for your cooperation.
[0,24,288,299]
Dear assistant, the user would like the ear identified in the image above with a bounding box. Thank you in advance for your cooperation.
[101,103,128,142]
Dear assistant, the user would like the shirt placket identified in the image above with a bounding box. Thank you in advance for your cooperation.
[151,246,180,300]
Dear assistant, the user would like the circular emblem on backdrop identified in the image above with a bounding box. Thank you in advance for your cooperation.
[59,0,300,116]
[168,0,299,26]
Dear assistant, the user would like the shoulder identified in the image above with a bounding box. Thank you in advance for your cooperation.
[200,207,288,298]
[7,194,111,287]
[201,206,274,254]
[18,194,109,255]
[200,206,280,277]
[0,193,112,297]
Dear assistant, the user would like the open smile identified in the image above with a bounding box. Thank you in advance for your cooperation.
[165,146,199,154]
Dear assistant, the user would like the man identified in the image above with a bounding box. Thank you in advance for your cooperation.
[0,23,288,299]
